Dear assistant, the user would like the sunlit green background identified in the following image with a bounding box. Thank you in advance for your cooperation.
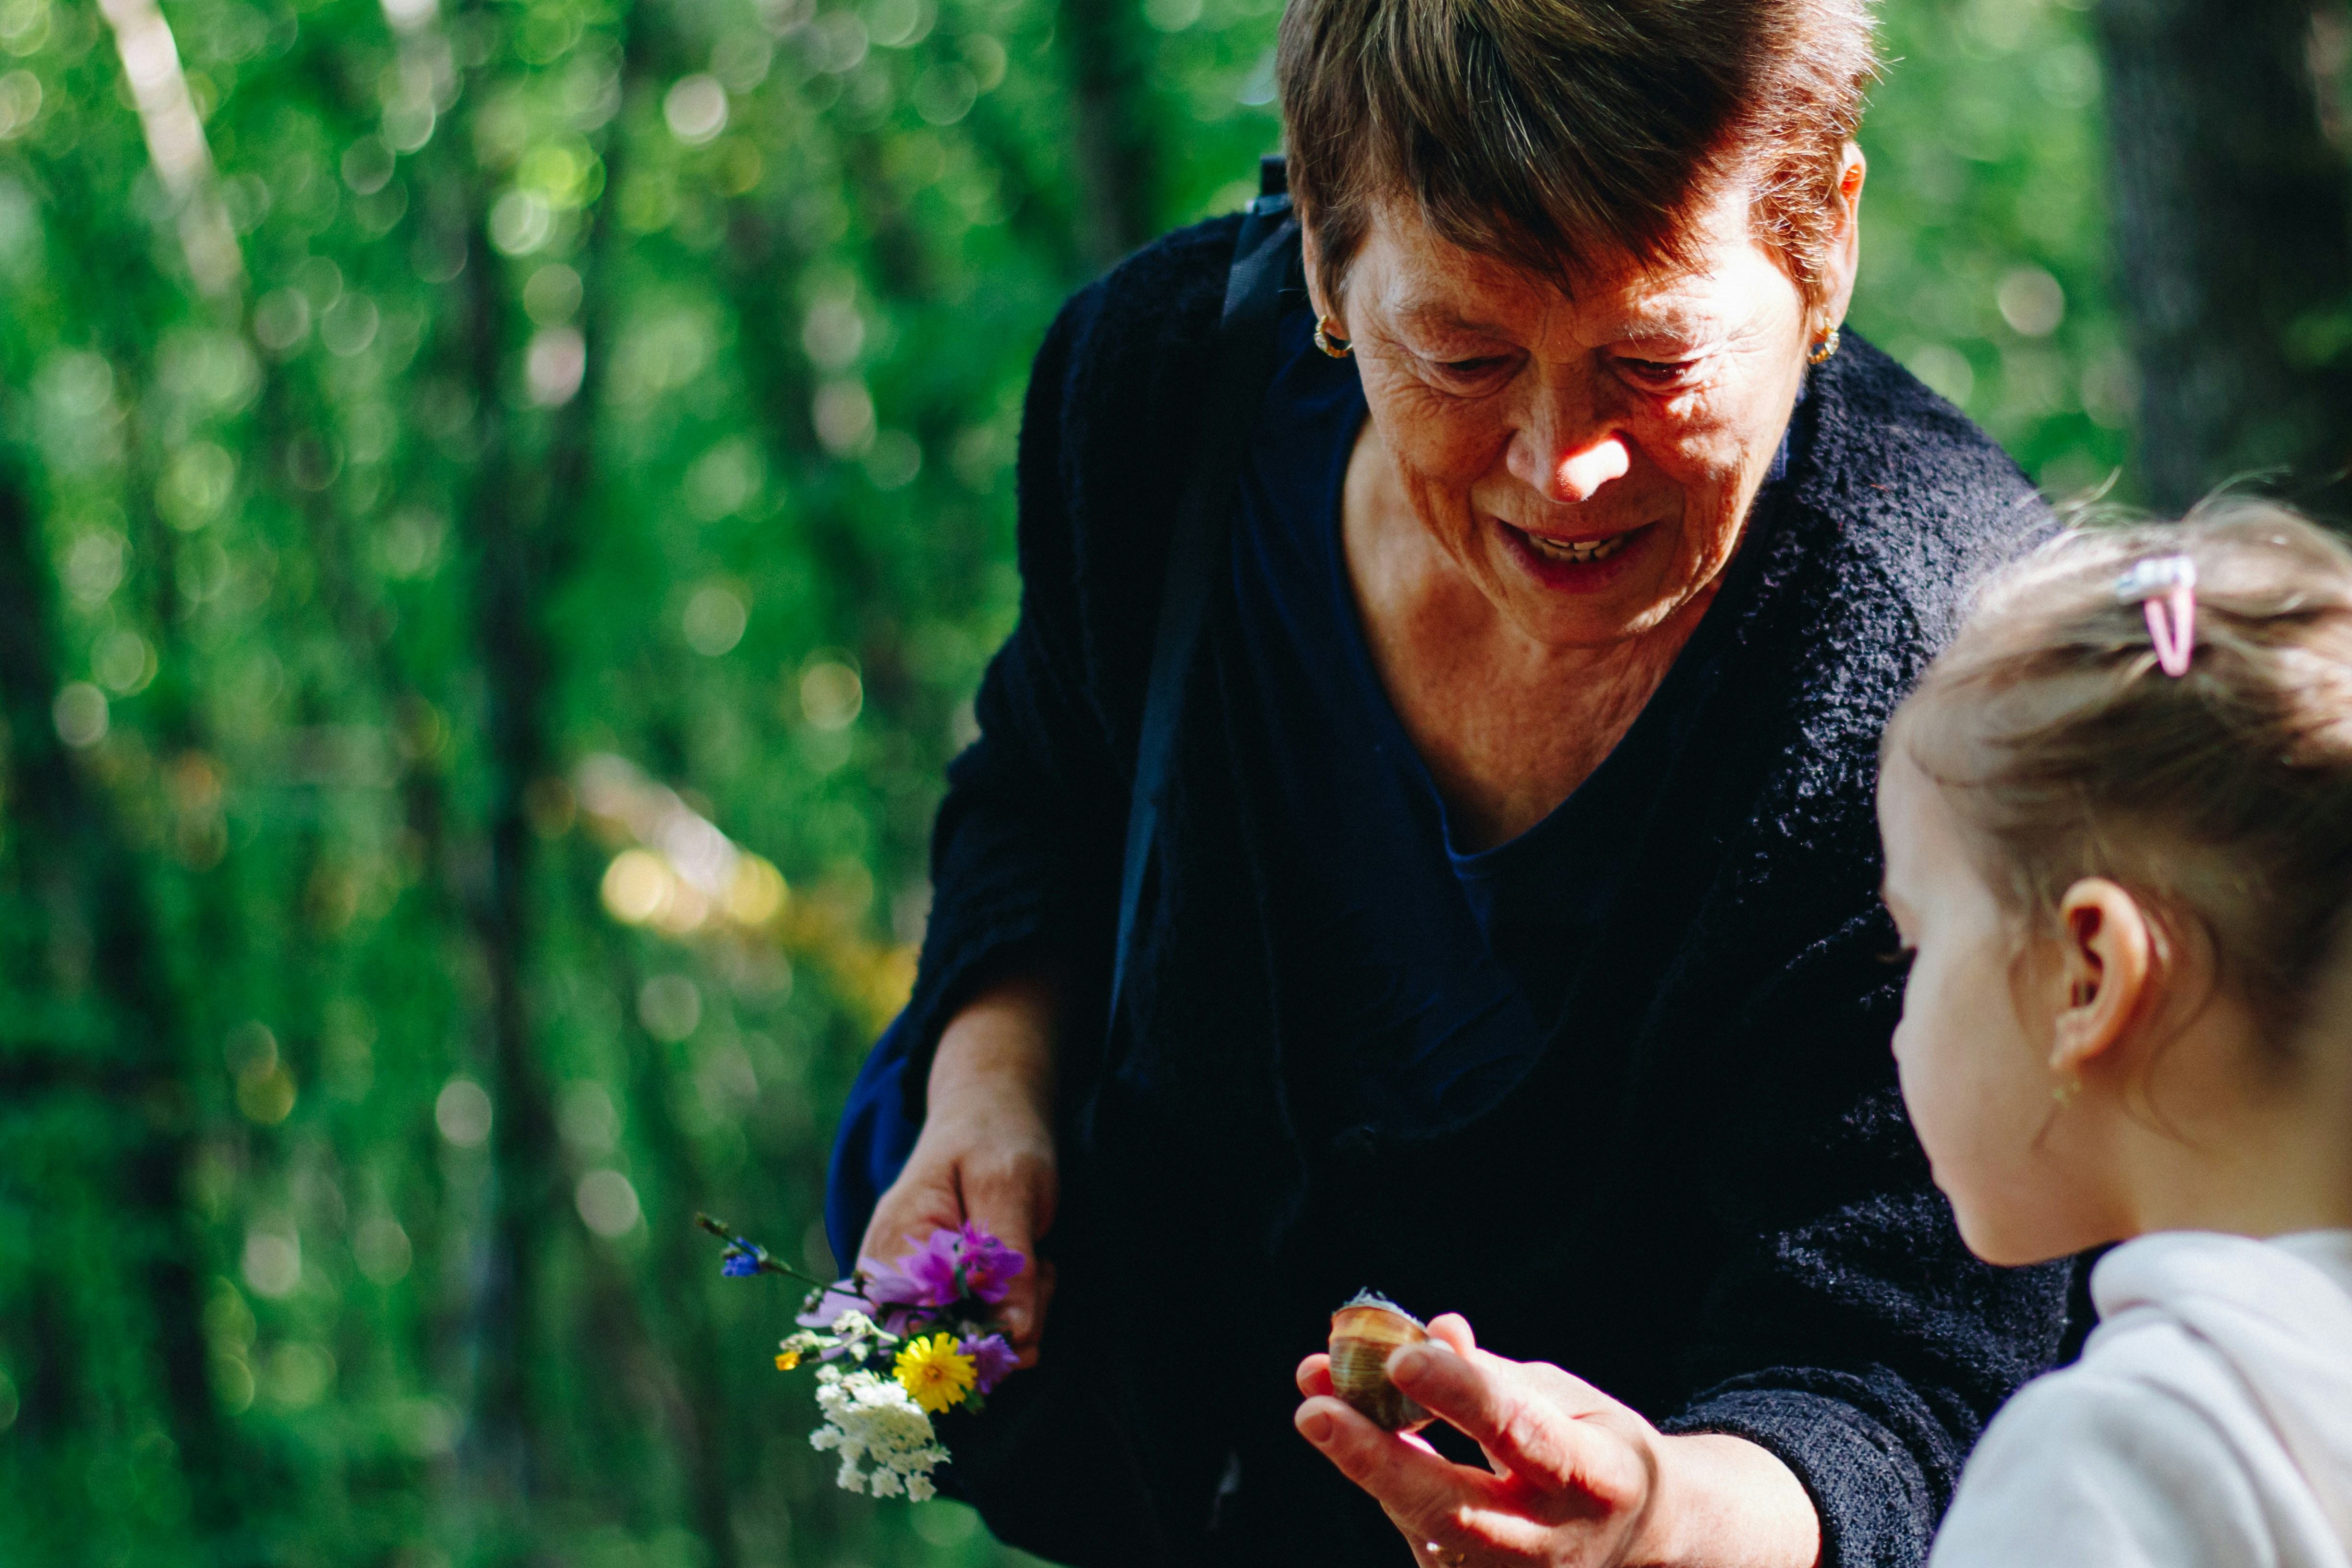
[0,0,2123,1561]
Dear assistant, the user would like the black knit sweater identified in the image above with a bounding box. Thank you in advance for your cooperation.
[881,215,2075,1567]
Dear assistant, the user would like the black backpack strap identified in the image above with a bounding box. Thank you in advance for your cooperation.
[1107,156,1298,1031]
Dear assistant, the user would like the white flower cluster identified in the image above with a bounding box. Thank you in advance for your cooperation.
[809,1364,949,1500]
[781,1308,897,1364]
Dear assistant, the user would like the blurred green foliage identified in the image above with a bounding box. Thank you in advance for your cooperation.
[1856,0,2132,500]
[0,0,2123,1561]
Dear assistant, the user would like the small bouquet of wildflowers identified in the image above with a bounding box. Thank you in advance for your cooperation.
[697,1213,1024,1501]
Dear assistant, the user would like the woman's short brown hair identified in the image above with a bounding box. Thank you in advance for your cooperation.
[1277,0,1877,307]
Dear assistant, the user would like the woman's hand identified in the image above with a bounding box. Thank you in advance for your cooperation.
[1294,1316,1821,1568]
[858,974,1060,1362]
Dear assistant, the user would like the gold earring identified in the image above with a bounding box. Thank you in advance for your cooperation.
[1807,326,1840,366]
[2051,1075,2081,1108]
[1314,316,1353,359]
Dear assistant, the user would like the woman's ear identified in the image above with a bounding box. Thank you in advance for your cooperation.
[2051,877,2154,1077]
[1818,141,1866,332]
[1300,221,1333,325]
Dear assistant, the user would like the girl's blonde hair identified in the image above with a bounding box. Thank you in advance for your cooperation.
[1889,501,2352,1043]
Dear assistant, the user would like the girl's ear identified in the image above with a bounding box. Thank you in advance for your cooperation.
[2051,878,2155,1076]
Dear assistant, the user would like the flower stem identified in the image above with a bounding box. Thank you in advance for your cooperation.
[693,1211,844,1292]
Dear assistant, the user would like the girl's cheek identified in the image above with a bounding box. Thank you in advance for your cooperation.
[1893,971,1964,1153]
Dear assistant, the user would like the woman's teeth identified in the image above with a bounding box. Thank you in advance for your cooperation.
[1523,530,1628,563]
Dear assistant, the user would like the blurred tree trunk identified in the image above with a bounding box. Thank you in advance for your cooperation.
[0,467,232,1523]
[447,2,643,1524]
[1061,0,1161,268]
[2095,0,2352,512]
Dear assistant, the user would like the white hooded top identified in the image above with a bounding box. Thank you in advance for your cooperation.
[1930,1230,2352,1568]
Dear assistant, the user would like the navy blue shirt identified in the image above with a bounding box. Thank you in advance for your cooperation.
[1227,306,1795,1140]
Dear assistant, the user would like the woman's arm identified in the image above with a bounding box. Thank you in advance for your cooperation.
[858,974,1061,1359]
[1296,1315,1821,1568]
[835,222,1245,1351]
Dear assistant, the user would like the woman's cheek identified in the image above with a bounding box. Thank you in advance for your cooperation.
[1390,403,1503,489]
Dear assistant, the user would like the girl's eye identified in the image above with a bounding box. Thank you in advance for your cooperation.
[1878,944,1918,973]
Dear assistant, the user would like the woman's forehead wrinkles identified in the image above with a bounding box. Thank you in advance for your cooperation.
[1381,279,1721,347]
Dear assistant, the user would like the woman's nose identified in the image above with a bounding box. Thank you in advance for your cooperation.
[1552,437,1631,502]
[1517,433,1632,504]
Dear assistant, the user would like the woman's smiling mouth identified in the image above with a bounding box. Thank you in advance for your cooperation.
[1519,530,1633,564]
[1487,518,1660,592]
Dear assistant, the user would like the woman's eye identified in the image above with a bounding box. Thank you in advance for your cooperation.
[1619,357,1698,388]
[1878,944,1918,974]
[1430,355,1510,384]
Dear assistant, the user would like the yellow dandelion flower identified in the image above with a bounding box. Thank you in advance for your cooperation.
[775,1349,800,1371]
[893,1332,977,1414]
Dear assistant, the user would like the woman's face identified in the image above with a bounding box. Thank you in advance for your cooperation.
[1876,750,2107,1266]
[1311,168,1857,649]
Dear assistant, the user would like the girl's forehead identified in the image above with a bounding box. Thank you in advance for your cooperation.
[1879,751,1968,886]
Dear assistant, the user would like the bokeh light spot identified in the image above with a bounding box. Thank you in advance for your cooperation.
[724,855,787,926]
[94,628,157,695]
[488,190,554,255]
[241,1230,301,1298]
[434,1077,493,1146]
[811,380,875,454]
[601,849,674,925]
[799,656,863,729]
[558,1080,619,1154]
[663,74,727,145]
[575,1169,641,1236]
[526,326,586,405]
[523,262,582,324]
[683,584,748,656]
[53,681,108,748]
[638,973,701,1042]
[1997,266,2065,337]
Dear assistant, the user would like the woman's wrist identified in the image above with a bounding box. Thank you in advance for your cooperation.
[925,970,1059,1128]
[1634,1433,1821,1568]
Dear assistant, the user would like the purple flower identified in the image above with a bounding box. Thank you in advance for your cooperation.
[960,1333,1018,1396]
[886,1224,1029,1310]
[900,1233,965,1308]
[721,1252,762,1278]
[953,1222,1026,1306]
[858,1253,941,1309]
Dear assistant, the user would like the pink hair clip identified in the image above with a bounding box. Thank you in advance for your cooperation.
[2115,555,2198,677]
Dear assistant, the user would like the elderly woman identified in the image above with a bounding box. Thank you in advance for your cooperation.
[824,0,2073,1561]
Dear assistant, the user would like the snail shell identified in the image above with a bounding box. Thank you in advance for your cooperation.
[1327,1291,1432,1433]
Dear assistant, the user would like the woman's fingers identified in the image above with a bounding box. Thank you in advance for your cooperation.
[859,1163,964,1273]
[955,1144,1055,1351]
[857,1113,1059,1358]
[1427,1313,1477,1355]
[1387,1342,1607,1489]
[1296,1396,1491,1521]
[1296,1397,1555,1562]
[1297,1352,1334,1399]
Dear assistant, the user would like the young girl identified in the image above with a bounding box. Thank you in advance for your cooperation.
[1876,502,2352,1567]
